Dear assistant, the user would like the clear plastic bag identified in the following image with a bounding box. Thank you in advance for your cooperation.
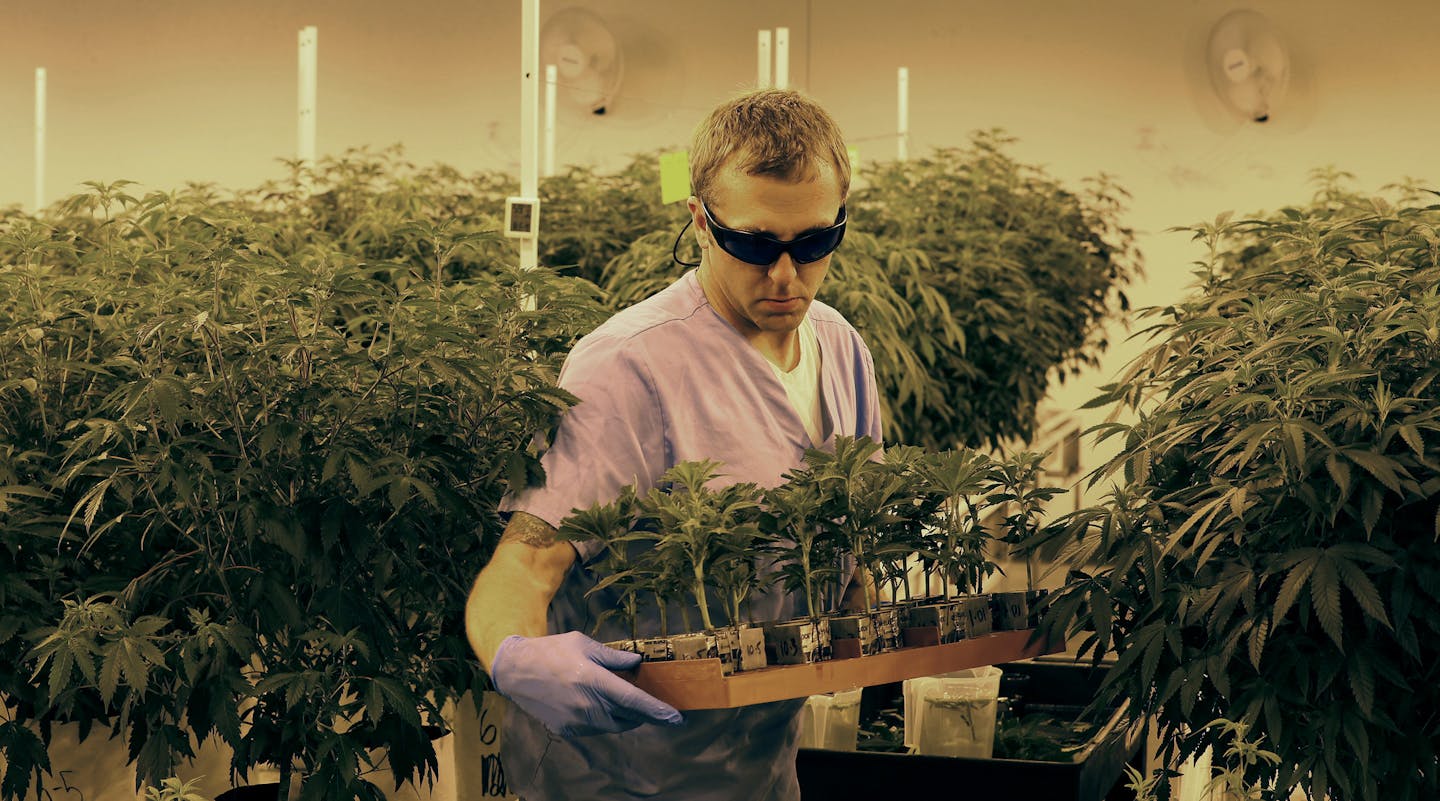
[906,666,1002,758]
[798,687,864,751]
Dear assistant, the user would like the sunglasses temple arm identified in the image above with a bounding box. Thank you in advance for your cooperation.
[672,217,702,268]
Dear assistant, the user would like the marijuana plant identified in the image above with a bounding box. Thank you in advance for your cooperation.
[0,177,605,800]
[806,436,907,612]
[853,131,1141,449]
[764,474,839,620]
[918,448,998,598]
[1038,178,1440,801]
[873,445,945,603]
[635,461,764,632]
[539,158,681,289]
[557,486,645,641]
[989,451,1066,591]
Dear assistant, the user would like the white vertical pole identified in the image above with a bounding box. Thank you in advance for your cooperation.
[34,68,46,213]
[519,0,540,276]
[757,30,772,89]
[897,67,909,161]
[297,26,318,169]
[543,64,557,178]
[774,27,789,89]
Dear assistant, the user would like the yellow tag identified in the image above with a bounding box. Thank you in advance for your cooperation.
[847,145,860,171]
[659,150,691,204]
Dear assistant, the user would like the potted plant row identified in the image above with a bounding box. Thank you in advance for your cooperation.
[554,436,1062,683]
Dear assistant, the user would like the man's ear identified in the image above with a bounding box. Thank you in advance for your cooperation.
[686,195,709,250]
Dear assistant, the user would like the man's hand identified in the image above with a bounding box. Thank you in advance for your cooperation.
[467,511,682,737]
[491,632,683,737]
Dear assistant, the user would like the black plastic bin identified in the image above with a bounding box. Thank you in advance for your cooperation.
[796,658,1145,801]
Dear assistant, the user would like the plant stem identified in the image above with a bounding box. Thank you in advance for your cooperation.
[277,758,294,801]
[692,566,714,631]
[802,547,816,619]
[655,591,669,635]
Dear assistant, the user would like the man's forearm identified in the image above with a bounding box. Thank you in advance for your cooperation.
[466,511,577,672]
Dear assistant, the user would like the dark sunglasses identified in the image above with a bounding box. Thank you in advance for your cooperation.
[672,199,847,268]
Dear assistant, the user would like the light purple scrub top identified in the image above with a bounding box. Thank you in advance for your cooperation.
[500,269,883,801]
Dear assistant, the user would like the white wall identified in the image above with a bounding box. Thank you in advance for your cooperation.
[807,0,1438,424]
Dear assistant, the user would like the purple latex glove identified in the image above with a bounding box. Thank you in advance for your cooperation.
[490,631,684,737]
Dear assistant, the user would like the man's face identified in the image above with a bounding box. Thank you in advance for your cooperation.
[689,160,845,340]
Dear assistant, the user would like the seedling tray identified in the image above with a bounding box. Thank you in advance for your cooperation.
[628,629,1060,710]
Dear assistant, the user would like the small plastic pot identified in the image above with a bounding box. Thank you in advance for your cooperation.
[871,605,902,652]
[960,594,993,637]
[828,614,879,659]
[736,624,769,671]
[763,617,823,665]
[990,591,1030,631]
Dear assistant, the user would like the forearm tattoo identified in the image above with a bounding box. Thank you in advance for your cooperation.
[500,511,560,548]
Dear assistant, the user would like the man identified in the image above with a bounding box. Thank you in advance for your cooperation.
[465,88,882,800]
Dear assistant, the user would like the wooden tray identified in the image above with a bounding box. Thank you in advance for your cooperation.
[628,629,1060,710]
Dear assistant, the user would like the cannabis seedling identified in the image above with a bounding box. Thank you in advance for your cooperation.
[919,448,996,598]
[808,436,904,612]
[639,460,762,632]
[558,486,645,641]
[765,472,837,620]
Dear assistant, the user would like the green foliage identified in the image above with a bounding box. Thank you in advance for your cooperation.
[143,776,210,801]
[1039,175,1440,801]
[603,132,1140,449]
[557,486,646,638]
[561,461,772,635]
[855,707,908,753]
[991,712,1100,762]
[917,448,998,597]
[538,157,685,288]
[560,436,1062,631]
[763,475,838,620]
[0,166,606,799]
[853,130,1140,448]
[0,721,50,799]
[989,451,1067,590]
[806,436,916,610]
[1125,718,1281,801]
[635,461,765,632]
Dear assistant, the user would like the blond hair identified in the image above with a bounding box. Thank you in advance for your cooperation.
[689,89,850,204]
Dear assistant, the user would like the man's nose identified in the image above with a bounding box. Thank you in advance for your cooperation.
[767,252,798,284]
